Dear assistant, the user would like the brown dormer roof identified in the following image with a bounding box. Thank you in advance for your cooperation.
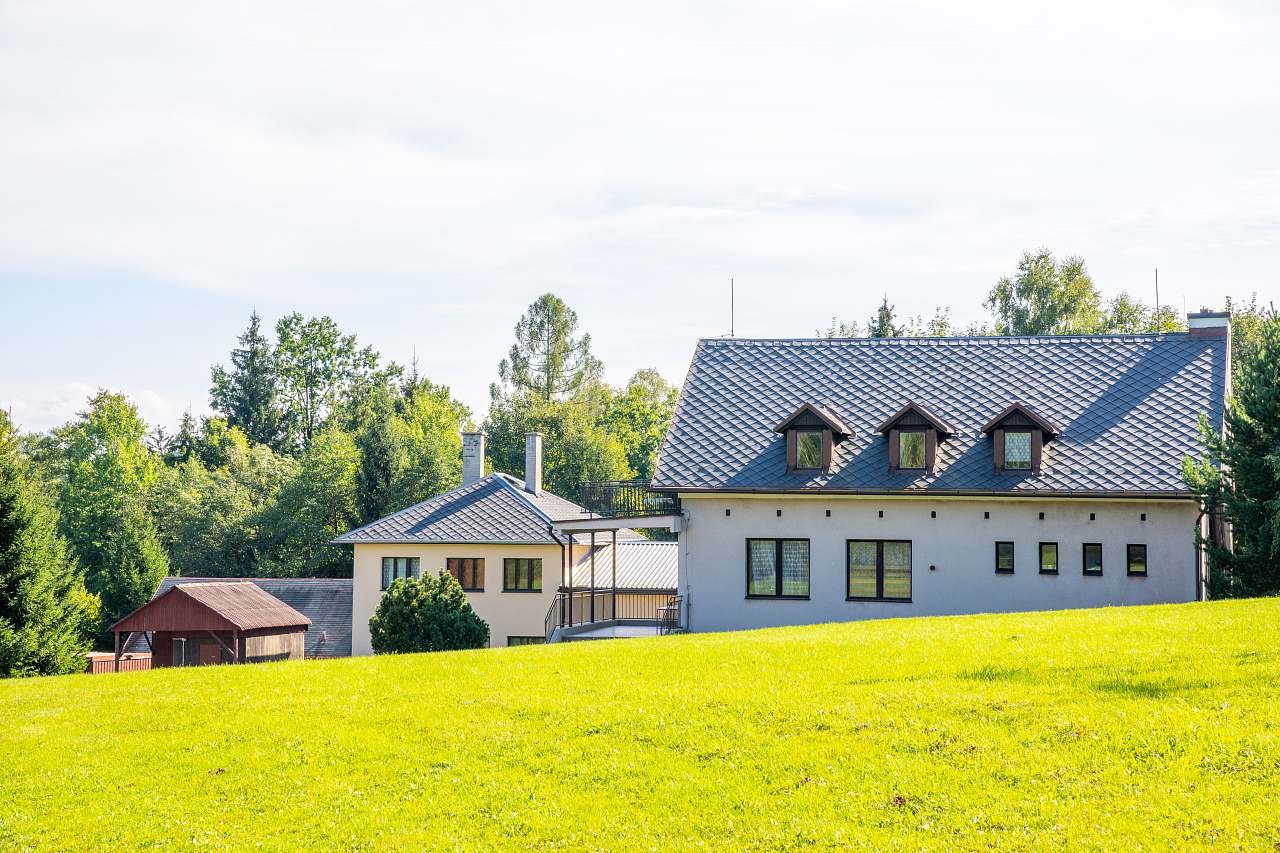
[772,402,851,438]
[980,402,1061,438]
[876,401,955,437]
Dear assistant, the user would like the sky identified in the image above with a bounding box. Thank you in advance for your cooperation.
[2,1,1278,434]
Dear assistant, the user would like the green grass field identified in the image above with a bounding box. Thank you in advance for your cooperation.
[3,599,1280,850]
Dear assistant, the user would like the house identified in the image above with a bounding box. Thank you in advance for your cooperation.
[649,311,1231,633]
[335,433,679,652]
[124,577,353,659]
[109,582,311,667]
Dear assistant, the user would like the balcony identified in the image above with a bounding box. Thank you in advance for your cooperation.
[578,480,681,519]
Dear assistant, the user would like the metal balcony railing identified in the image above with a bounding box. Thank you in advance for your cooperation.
[578,481,681,519]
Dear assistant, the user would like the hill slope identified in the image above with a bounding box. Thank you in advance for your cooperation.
[3,599,1279,850]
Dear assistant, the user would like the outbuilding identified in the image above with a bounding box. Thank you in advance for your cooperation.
[109,582,311,668]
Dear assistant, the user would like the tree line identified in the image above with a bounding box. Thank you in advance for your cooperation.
[2,252,1276,676]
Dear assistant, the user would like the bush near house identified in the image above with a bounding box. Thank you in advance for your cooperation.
[3,599,1280,849]
[368,571,489,653]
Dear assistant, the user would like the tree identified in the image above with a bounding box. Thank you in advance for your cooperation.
[389,383,467,509]
[53,391,169,643]
[259,427,360,577]
[0,412,99,677]
[1100,293,1188,334]
[868,296,905,338]
[818,317,863,338]
[484,393,632,502]
[602,370,679,481]
[368,571,489,653]
[355,391,401,524]
[986,249,1103,335]
[497,294,603,401]
[273,313,398,453]
[210,312,283,449]
[1183,305,1280,596]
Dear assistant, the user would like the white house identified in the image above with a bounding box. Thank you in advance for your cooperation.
[335,433,678,653]
[649,311,1231,633]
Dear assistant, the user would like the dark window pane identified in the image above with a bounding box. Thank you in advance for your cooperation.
[781,540,809,596]
[747,539,777,596]
[1004,431,1032,469]
[508,636,544,646]
[382,558,393,589]
[1127,544,1147,575]
[883,541,912,600]
[796,431,823,469]
[529,559,542,591]
[996,542,1014,572]
[1084,543,1103,574]
[847,541,877,598]
[1040,543,1058,572]
[900,432,925,469]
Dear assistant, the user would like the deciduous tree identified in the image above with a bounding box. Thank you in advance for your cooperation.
[986,249,1103,335]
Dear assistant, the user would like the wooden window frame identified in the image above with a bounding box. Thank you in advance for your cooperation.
[791,429,826,472]
[502,558,543,593]
[745,538,811,599]
[995,541,1015,574]
[846,539,913,603]
[1126,544,1147,577]
[381,556,420,590]
[1039,542,1059,575]
[447,557,485,592]
[1082,542,1103,576]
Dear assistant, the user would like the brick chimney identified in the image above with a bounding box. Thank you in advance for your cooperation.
[1188,310,1230,338]
[462,432,484,486]
[525,432,543,494]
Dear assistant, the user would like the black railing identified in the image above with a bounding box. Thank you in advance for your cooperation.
[543,589,681,641]
[579,481,681,518]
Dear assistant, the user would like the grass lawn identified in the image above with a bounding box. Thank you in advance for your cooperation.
[3,599,1280,850]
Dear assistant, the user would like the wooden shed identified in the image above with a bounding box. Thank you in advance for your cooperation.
[109,582,311,668]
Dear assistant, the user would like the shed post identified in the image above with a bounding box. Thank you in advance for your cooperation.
[113,631,121,673]
[611,529,618,620]
[589,531,596,623]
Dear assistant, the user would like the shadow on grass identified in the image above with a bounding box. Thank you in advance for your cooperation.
[957,665,1028,683]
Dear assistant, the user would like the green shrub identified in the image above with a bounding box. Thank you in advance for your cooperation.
[369,570,489,653]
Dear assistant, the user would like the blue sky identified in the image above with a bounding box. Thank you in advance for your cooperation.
[3,1,1278,432]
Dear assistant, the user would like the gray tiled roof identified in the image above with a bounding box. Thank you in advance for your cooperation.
[651,333,1227,496]
[126,577,353,658]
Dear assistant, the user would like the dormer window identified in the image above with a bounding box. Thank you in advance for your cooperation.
[795,430,823,470]
[773,403,851,474]
[877,402,953,474]
[981,403,1060,474]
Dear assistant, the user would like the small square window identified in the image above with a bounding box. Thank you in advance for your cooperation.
[1127,544,1147,576]
[995,541,1015,573]
[1039,542,1058,574]
[381,557,420,590]
[796,431,823,469]
[1083,543,1103,576]
[1004,431,1032,470]
[899,431,926,469]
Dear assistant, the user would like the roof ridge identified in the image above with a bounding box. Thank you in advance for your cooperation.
[698,332,1195,345]
[333,473,506,541]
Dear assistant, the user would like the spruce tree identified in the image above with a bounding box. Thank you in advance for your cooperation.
[211,311,282,448]
[0,412,99,677]
[355,393,401,523]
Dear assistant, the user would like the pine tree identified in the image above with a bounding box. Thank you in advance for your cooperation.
[355,393,401,523]
[211,311,282,448]
[1184,307,1280,596]
[497,294,603,401]
[0,411,99,676]
[868,296,905,338]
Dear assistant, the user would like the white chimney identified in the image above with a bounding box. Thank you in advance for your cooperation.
[525,432,543,494]
[462,432,484,486]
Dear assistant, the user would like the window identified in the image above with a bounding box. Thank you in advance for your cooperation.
[746,539,810,598]
[447,557,485,591]
[1004,431,1032,470]
[899,431,926,469]
[1083,543,1103,576]
[995,541,1015,573]
[796,430,823,469]
[847,540,912,601]
[507,636,544,647]
[1127,544,1147,576]
[381,557,420,590]
[1039,542,1058,574]
[503,558,542,592]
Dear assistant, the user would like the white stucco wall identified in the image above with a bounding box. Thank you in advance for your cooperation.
[678,494,1202,633]
[352,542,564,655]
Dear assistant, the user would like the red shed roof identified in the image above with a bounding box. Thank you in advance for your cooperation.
[110,582,311,634]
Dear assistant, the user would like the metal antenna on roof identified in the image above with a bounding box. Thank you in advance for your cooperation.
[730,277,735,337]
[1154,268,1160,316]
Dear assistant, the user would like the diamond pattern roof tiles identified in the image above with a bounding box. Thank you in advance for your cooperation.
[651,333,1226,496]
